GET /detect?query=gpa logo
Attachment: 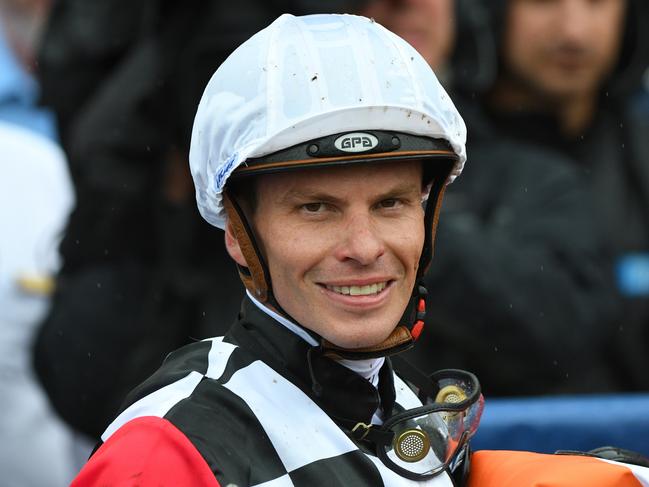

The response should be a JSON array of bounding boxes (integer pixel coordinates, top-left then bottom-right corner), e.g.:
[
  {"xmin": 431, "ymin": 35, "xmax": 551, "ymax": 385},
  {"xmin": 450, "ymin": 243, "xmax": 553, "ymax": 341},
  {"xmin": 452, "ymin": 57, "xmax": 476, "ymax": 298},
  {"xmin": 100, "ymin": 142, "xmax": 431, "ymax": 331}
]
[{"xmin": 334, "ymin": 132, "xmax": 379, "ymax": 153}]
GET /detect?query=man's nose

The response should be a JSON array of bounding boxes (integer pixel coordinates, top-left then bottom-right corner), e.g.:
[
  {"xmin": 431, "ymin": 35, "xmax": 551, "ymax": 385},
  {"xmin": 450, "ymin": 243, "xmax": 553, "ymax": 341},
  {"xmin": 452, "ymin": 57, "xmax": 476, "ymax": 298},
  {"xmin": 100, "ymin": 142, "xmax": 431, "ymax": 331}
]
[
  {"xmin": 556, "ymin": 0, "xmax": 592, "ymax": 43},
  {"xmin": 334, "ymin": 212, "xmax": 385, "ymax": 266}
]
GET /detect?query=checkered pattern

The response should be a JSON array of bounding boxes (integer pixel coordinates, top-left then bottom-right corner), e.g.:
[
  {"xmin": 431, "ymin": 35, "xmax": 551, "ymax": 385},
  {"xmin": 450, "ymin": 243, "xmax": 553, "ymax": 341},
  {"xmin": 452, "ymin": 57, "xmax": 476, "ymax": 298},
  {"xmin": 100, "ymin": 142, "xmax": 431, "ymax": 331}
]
[{"xmin": 103, "ymin": 337, "xmax": 455, "ymax": 486}]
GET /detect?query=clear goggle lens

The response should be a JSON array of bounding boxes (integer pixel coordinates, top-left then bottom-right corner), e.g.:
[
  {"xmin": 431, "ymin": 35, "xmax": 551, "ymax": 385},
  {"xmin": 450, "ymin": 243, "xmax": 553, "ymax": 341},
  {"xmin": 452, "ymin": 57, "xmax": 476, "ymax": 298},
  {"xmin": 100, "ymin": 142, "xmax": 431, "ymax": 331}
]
[{"xmin": 375, "ymin": 369, "xmax": 484, "ymax": 479}]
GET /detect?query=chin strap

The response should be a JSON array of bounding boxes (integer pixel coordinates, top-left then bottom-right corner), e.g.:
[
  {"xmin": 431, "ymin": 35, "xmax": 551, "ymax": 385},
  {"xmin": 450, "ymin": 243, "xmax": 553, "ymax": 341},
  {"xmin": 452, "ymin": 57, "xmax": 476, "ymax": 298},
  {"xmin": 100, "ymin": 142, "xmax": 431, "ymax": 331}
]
[{"xmin": 320, "ymin": 283, "xmax": 428, "ymax": 360}]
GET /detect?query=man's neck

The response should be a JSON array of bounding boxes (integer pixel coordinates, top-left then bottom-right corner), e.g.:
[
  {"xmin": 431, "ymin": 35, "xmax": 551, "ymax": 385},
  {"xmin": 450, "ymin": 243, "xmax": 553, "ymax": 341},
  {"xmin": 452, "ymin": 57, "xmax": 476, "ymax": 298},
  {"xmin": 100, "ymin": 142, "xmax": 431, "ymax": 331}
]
[
  {"xmin": 245, "ymin": 290, "xmax": 385, "ymax": 386},
  {"xmin": 488, "ymin": 77, "xmax": 598, "ymax": 137}
]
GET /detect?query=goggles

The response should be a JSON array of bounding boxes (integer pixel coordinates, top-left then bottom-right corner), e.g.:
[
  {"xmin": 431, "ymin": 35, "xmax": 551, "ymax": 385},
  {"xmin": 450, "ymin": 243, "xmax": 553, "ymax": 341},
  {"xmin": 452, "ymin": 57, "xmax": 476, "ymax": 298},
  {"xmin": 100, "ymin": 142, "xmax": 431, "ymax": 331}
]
[{"xmin": 350, "ymin": 369, "xmax": 484, "ymax": 481}]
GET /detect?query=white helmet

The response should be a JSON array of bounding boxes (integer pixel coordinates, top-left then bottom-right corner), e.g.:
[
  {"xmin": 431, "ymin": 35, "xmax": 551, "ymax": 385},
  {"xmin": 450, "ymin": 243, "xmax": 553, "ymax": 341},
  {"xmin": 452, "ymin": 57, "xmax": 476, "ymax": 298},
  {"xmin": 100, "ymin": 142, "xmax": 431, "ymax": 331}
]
[{"xmin": 190, "ymin": 13, "xmax": 466, "ymax": 229}]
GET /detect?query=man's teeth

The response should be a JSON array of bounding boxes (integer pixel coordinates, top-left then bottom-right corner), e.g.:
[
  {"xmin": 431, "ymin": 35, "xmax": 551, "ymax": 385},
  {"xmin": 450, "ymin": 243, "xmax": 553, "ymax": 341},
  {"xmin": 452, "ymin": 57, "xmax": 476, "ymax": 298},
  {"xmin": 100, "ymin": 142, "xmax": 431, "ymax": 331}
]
[{"xmin": 327, "ymin": 282, "xmax": 387, "ymax": 296}]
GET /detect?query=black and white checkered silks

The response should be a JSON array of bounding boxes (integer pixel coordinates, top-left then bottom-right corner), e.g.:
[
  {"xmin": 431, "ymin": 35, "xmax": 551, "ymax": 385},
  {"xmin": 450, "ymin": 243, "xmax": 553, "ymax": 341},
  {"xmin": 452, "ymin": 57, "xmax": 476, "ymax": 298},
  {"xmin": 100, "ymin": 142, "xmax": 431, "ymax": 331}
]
[{"xmin": 102, "ymin": 335, "xmax": 456, "ymax": 486}]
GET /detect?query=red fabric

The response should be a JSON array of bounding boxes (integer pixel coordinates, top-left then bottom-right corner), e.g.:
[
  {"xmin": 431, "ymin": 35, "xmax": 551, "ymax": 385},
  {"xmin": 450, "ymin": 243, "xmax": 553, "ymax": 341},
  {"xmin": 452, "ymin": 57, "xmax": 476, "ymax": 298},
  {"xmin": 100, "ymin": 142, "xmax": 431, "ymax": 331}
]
[
  {"xmin": 71, "ymin": 416, "xmax": 221, "ymax": 487},
  {"xmin": 469, "ymin": 450, "xmax": 644, "ymax": 487}
]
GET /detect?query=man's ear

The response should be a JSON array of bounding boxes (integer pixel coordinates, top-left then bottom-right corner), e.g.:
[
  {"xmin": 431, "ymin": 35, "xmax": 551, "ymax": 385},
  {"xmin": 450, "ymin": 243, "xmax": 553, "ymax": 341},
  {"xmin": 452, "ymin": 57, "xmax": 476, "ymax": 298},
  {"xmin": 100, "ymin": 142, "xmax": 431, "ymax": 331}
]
[{"xmin": 224, "ymin": 221, "xmax": 248, "ymax": 268}]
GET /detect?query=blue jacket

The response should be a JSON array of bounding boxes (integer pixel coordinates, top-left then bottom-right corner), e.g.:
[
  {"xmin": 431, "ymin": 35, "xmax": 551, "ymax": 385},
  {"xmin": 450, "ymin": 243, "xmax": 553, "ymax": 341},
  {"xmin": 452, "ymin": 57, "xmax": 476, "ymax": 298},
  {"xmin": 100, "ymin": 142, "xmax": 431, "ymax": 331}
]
[{"xmin": 0, "ymin": 23, "xmax": 55, "ymax": 140}]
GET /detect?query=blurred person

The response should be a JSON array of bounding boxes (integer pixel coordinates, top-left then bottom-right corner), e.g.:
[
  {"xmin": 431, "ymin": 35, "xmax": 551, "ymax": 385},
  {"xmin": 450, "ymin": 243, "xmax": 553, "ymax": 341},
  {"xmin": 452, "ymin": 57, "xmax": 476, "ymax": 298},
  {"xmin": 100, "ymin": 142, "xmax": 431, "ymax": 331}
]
[
  {"xmin": 360, "ymin": 0, "xmax": 619, "ymax": 395},
  {"xmin": 0, "ymin": 6, "xmax": 87, "ymax": 485},
  {"xmin": 361, "ymin": 0, "xmax": 456, "ymax": 79},
  {"xmin": 0, "ymin": 0, "xmax": 53, "ymax": 136},
  {"xmin": 457, "ymin": 0, "xmax": 649, "ymax": 391},
  {"xmin": 32, "ymin": 0, "xmax": 367, "ymax": 441},
  {"xmin": 0, "ymin": 0, "xmax": 51, "ymax": 69},
  {"xmin": 34, "ymin": 0, "xmax": 147, "ymax": 149}
]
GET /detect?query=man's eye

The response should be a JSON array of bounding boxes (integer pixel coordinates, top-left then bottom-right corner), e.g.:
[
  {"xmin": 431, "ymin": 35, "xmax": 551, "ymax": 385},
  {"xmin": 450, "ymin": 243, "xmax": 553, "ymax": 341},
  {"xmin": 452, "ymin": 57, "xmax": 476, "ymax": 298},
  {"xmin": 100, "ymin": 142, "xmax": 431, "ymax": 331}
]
[
  {"xmin": 379, "ymin": 198, "xmax": 400, "ymax": 209},
  {"xmin": 302, "ymin": 202, "xmax": 325, "ymax": 213}
]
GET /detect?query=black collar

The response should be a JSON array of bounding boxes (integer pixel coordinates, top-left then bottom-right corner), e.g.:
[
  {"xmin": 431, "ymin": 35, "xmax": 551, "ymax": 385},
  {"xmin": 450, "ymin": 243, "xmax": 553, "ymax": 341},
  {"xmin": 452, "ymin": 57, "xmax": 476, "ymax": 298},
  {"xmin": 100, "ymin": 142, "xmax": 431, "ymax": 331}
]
[{"xmin": 226, "ymin": 297, "xmax": 396, "ymax": 429}]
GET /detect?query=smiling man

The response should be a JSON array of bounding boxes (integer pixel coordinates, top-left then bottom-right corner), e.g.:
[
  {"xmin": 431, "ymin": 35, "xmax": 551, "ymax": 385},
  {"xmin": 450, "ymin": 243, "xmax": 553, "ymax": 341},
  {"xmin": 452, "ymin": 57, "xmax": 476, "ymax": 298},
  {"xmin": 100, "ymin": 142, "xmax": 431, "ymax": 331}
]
[
  {"xmin": 71, "ymin": 13, "xmax": 484, "ymax": 487},
  {"xmin": 230, "ymin": 162, "xmax": 427, "ymax": 350}
]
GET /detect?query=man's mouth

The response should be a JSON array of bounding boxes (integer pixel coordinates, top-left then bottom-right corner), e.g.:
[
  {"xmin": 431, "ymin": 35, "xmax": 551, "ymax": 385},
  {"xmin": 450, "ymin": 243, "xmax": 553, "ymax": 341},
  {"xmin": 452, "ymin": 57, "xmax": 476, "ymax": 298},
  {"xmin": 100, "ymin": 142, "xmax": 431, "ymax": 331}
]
[{"xmin": 325, "ymin": 281, "xmax": 388, "ymax": 296}]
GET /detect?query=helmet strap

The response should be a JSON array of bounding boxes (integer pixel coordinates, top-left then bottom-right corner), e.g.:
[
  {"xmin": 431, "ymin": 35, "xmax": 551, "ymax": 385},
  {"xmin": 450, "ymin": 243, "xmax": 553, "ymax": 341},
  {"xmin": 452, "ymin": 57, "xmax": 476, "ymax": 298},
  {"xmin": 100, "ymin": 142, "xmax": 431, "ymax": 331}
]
[
  {"xmin": 223, "ymin": 192, "xmax": 271, "ymax": 302},
  {"xmin": 320, "ymin": 282, "xmax": 429, "ymax": 360},
  {"xmin": 419, "ymin": 174, "xmax": 448, "ymax": 274}
]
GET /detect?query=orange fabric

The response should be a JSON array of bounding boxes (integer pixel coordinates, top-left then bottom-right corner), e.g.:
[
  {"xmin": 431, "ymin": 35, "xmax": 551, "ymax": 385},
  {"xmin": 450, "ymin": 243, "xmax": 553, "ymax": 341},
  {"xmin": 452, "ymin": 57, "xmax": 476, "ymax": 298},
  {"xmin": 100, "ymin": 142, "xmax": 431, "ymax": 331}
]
[
  {"xmin": 469, "ymin": 450, "xmax": 644, "ymax": 487},
  {"xmin": 71, "ymin": 416, "xmax": 220, "ymax": 487}
]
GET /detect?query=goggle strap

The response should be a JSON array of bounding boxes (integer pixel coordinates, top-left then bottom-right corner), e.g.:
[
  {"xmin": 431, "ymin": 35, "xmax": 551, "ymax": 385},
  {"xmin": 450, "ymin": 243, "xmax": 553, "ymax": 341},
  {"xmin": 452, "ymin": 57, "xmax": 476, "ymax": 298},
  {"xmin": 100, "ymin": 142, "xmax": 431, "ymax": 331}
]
[{"xmin": 390, "ymin": 355, "xmax": 438, "ymax": 400}]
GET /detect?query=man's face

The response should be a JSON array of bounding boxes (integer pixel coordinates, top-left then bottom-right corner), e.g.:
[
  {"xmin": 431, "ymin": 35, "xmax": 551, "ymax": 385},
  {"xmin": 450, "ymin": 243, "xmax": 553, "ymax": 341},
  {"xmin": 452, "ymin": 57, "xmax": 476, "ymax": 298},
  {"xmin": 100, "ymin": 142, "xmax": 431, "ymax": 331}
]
[
  {"xmin": 241, "ymin": 161, "xmax": 425, "ymax": 349},
  {"xmin": 361, "ymin": 0, "xmax": 455, "ymax": 70},
  {"xmin": 503, "ymin": 0, "xmax": 627, "ymax": 101}
]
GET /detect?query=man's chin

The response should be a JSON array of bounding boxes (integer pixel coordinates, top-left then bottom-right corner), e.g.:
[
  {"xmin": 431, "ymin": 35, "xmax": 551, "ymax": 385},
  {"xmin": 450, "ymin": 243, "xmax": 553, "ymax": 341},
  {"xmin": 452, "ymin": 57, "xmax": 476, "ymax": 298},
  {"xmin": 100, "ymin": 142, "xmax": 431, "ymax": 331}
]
[
  {"xmin": 532, "ymin": 72, "xmax": 600, "ymax": 102},
  {"xmin": 322, "ymin": 325, "xmax": 397, "ymax": 351}
]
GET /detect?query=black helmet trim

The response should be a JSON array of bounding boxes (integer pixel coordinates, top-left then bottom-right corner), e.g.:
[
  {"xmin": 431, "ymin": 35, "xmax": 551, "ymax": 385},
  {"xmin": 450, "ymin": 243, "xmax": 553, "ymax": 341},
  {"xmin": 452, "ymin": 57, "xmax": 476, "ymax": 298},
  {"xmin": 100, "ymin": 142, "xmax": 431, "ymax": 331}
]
[{"xmin": 230, "ymin": 130, "xmax": 458, "ymax": 179}]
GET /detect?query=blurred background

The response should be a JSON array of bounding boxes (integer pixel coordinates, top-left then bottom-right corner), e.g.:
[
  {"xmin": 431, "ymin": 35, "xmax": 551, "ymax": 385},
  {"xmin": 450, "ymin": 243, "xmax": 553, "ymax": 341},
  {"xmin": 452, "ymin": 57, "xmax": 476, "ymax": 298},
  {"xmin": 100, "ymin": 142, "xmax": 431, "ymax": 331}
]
[{"xmin": 1, "ymin": 0, "xmax": 648, "ymax": 484}]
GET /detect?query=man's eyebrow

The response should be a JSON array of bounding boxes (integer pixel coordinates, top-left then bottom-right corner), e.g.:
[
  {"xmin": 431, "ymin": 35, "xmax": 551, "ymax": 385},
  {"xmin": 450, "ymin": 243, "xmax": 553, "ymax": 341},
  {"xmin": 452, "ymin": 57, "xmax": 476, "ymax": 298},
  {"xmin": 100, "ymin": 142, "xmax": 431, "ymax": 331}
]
[
  {"xmin": 377, "ymin": 182, "xmax": 424, "ymax": 198},
  {"xmin": 278, "ymin": 189, "xmax": 344, "ymax": 205},
  {"xmin": 279, "ymin": 182, "xmax": 423, "ymax": 204}
]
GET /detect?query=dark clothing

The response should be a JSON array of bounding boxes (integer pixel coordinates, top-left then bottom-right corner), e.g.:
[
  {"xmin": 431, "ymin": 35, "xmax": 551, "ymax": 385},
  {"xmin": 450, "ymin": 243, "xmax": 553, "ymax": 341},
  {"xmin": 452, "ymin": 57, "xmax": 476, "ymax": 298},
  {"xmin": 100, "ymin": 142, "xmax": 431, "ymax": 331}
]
[
  {"xmin": 37, "ymin": 0, "xmax": 148, "ymax": 149},
  {"xmin": 34, "ymin": 26, "xmax": 246, "ymax": 433},
  {"xmin": 406, "ymin": 125, "xmax": 619, "ymax": 395},
  {"xmin": 478, "ymin": 98, "xmax": 649, "ymax": 391},
  {"xmin": 71, "ymin": 298, "xmax": 464, "ymax": 486},
  {"xmin": 448, "ymin": 0, "xmax": 649, "ymax": 392},
  {"xmin": 33, "ymin": 0, "xmax": 374, "ymax": 442}
]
